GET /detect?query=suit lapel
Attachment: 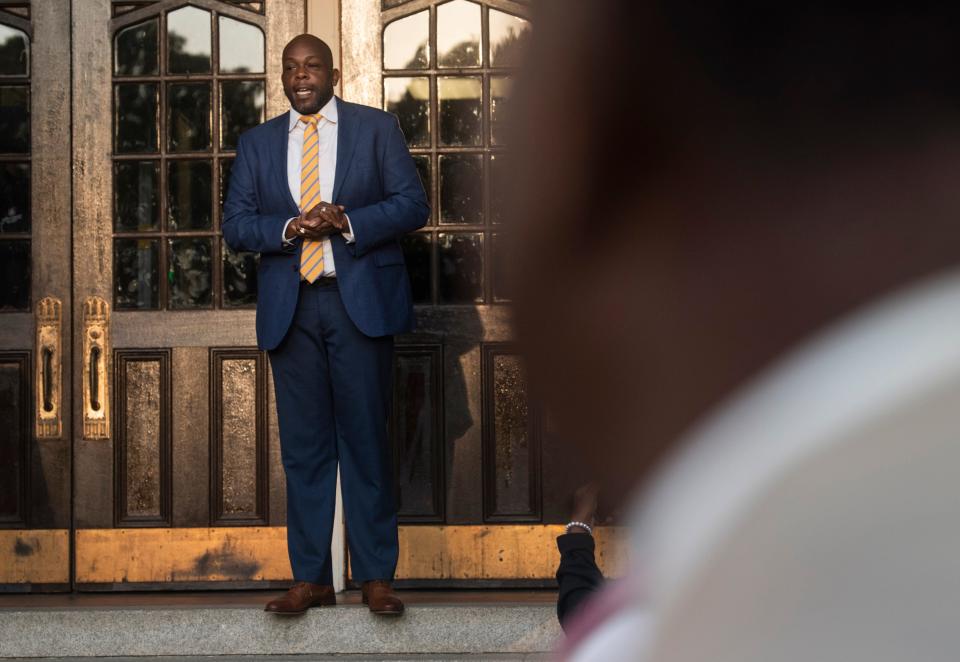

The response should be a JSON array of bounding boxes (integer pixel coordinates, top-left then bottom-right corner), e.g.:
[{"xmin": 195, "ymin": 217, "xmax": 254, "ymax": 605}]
[
  {"xmin": 332, "ymin": 97, "xmax": 358, "ymax": 203},
  {"xmin": 270, "ymin": 111, "xmax": 299, "ymax": 214}
]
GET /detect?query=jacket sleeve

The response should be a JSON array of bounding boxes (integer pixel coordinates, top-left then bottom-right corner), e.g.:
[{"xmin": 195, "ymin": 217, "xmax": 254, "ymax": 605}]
[
  {"xmin": 222, "ymin": 133, "xmax": 296, "ymax": 256},
  {"xmin": 341, "ymin": 116, "xmax": 430, "ymax": 257},
  {"xmin": 556, "ymin": 533, "xmax": 605, "ymax": 630}
]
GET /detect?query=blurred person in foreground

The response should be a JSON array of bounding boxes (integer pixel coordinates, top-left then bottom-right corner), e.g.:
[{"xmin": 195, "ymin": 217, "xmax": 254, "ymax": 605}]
[
  {"xmin": 510, "ymin": 3, "xmax": 960, "ymax": 661},
  {"xmin": 556, "ymin": 484, "xmax": 605, "ymax": 630}
]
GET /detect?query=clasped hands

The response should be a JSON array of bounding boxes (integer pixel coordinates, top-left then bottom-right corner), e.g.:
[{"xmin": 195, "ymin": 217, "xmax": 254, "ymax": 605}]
[{"xmin": 285, "ymin": 202, "xmax": 348, "ymax": 240}]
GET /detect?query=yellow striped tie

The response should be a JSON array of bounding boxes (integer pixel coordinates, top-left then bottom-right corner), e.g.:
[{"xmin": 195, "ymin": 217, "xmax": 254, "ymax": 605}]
[{"xmin": 299, "ymin": 114, "xmax": 324, "ymax": 282}]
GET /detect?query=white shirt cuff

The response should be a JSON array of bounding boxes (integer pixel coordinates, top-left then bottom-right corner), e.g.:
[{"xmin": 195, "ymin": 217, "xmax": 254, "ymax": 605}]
[
  {"xmin": 282, "ymin": 217, "xmax": 296, "ymax": 245},
  {"xmin": 343, "ymin": 214, "xmax": 356, "ymax": 244}
]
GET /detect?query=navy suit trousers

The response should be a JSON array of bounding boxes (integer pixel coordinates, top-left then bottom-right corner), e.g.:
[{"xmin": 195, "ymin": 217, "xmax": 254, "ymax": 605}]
[{"xmin": 269, "ymin": 279, "xmax": 398, "ymax": 585}]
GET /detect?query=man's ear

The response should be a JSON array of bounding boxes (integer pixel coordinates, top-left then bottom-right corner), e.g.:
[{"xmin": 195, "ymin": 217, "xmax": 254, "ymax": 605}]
[{"xmin": 332, "ymin": 69, "xmax": 342, "ymax": 86}]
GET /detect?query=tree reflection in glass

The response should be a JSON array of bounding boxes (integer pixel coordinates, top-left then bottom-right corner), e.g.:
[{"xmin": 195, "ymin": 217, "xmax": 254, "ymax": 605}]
[
  {"xmin": 115, "ymin": 19, "xmax": 158, "ymax": 76},
  {"xmin": 438, "ymin": 232, "xmax": 482, "ymax": 303},
  {"xmin": 114, "ymin": 238, "xmax": 159, "ymax": 309},
  {"xmin": 438, "ymin": 77, "xmax": 481, "ymax": 146},
  {"xmin": 219, "ymin": 16, "xmax": 265, "ymax": 74},
  {"xmin": 221, "ymin": 81, "xmax": 264, "ymax": 149},
  {"xmin": 437, "ymin": 0, "xmax": 481, "ymax": 68},
  {"xmin": 168, "ymin": 83, "xmax": 211, "ymax": 151},
  {"xmin": 383, "ymin": 10, "xmax": 429, "ymax": 70},
  {"xmin": 167, "ymin": 160, "xmax": 212, "ymax": 230},
  {"xmin": 440, "ymin": 154, "xmax": 482, "ymax": 223},
  {"xmin": 223, "ymin": 245, "xmax": 258, "ymax": 306},
  {"xmin": 385, "ymin": 77, "xmax": 429, "ymax": 147},
  {"xmin": 489, "ymin": 9, "xmax": 531, "ymax": 67},
  {"xmin": 167, "ymin": 6, "xmax": 211, "ymax": 74},
  {"xmin": 0, "ymin": 24, "xmax": 29, "ymax": 76},
  {"xmin": 168, "ymin": 237, "xmax": 212, "ymax": 309},
  {"xmin": 115, "ymin": 83, "xmax": 158, "ymax": 153}
]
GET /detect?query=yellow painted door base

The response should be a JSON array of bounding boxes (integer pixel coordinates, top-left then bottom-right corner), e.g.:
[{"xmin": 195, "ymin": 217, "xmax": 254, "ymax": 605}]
[
  {"xmin": 0, "ymin": 530, "xmax": 70, "ymax": 585},
  {"xmin": 2, "ymin": 525, "xmax": 625, "ymax": 587}
]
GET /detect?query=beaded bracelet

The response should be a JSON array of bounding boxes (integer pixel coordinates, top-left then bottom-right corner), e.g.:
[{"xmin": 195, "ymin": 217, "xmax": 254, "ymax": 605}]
[{"xmin": 565, "ymin": 521, "xmax": 593, "ymax": 535}]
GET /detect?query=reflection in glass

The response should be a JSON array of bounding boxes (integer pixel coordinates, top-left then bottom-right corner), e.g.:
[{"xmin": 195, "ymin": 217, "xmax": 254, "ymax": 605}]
[
  {"xmin": 114, "ymin": 19, "xmax": 158, "ymax": 76},
  {"xmin": 219, "ymin": 16, "xmax": 265, "ymax": 73},
  {"xmin": 114, "ymin": 161, "xmax": 159, "ymax": 231},
  {"xmin": 0, "ymin": 86, "xmax": 29, "ymax": 153},
  {"xmin": 412, "ymin": 154, "xmax": 431, "ymax": 203},
  {"xmin": 0, "ymin": 360, "xmax": 24, "ymax": 518},
  {"xmin": 489, "ymin": 9, "xmax": 531, "ymax": 67},
  {"xmin": 401, "ymin": 233, "xmax": 431, "ymax": 304},
  {"xmin": 0, "ymin": 24, "xmax": 29, "ymax": 76},
  {"xmin": 168, "ymin": 237, "xmax": 213, "ymax": 309},
  {"xmin": 223, "ymin": 244, "xmax": 258, "ymax": 306},
  {"xmin": 394, "ymin": 352, "xmax": 438, "ymax": 517},
  {"xmin": 489, "ymin": 153, "xmax": 509, "ymax": 224},
  {"xmin": 437, "ymin": 0, "xmax": 481, "ymax": 68},
  {"xmin": 438, "ymin": 232, "xmax": 482, "ymax": 303},
  {"xmin": 490, "ymin": 76, "xmax": 513, "ymax": 145},
  {"xmin": 383, "ymin": 10, "xmax": 428, "ymax": 70},
  {"xmin": 492, "ymin": 353, "xmax": 532, "ymax": 514},
  {"xmin": 219, "ymin": 158, "xmax": 234, "ymax": 207},
  {"xmin": 221, "ymin": 81, "xmax": 264, "ymax": 149},
  {"xmin": 114, "ymin": 238, "xmax": 159, "ymax": 309},
  {"xmin": 0, "ymin": 163, "xmax": 29, "ymax": 233},
  {"xmin": 0, "ymin": 240, "xmax": 29, "ymax": 310},
  {"xmin": 115, "ymin": 83, "xmax": 158, "ymax": 153},
  {"xmin": 168, "ymin": 83, "xmax": 211, "ymax": 152},
  {"xmin": 438, "ymin": 77, "xmax": 481, "ymax": 146},
  {"xmin": 167, "ymin": 160, "xmax": 212, "ymax": 230},
  {"xmin": 440, "ymin": 154, "xmax": 482, "ymax": 224},
  {"xmin": 492, "ymin": 233, "xmax": 512, "ymax": 301},
  {"xmin": 167, "ymin": 6, "xmax": 211, "ymax": 74},
  {"xmin": 384, "ymin": 77, "xmax": 429, "ymax": 147}
]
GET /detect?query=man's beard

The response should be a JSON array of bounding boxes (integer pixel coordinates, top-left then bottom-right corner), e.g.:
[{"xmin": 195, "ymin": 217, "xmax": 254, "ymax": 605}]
[{"xmin": 292, "ymin": 84, "xmax": 334, "ymax": 115}]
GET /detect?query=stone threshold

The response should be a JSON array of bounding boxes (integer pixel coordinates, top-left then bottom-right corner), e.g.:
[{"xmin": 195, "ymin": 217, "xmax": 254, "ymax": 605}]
[{"xmin": 0, "ymin": 591, "xmax": 561, "ymax": 659}]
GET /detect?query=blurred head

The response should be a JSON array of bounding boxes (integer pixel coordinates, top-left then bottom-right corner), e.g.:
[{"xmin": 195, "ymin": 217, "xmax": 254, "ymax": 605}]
[{"xmin": 510, "ymin": 1, "xmax": 960, "ymax": 502}]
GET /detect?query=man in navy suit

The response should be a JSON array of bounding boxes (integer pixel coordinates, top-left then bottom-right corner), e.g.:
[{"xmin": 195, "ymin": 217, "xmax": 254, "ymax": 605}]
[{"xmin": 223, "ymin": 34, "xmax": 428, "ymax": 616}]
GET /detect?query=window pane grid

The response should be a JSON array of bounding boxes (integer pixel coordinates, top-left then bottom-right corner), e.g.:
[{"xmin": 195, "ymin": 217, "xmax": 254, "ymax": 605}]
[
  {"xmin": 0, "ymin": 14, "xmax": 30, "ymax": 312},
  {"xmin": 112, "ymin": 5, "xmax": 265, "ymax": 310},
  {"xmin": 382, "ymin": 1, "xmax": 529, "ymax": 306}
]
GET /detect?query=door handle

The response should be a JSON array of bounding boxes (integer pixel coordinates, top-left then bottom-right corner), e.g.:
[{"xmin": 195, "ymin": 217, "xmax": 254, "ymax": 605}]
[
  {"xmin": 82, "ymin": 297, "xmax": 110, "ymax": 440},
  {"xmin": 36, "ymin": 297, "xmax": 62, "ymax": 438}
]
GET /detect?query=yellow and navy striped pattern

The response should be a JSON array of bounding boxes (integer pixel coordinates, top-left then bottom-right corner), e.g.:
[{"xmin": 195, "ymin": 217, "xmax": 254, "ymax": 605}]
[{"xmin": 299, "ymin": 114, "xmax": 324, "ymax": 282}]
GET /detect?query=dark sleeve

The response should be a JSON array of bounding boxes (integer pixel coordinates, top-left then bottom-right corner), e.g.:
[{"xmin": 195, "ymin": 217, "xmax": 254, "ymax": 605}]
[
  {"xmin": 556, "ymin": 533, "xmax": 604, "ymax": 630},
  {"xmin": 222, "ymin": 133, "xmax": 296, "ymax": 256},
  {"xmin": 342, "ymin": 116, "xmax": 430, "ymax": 257}
]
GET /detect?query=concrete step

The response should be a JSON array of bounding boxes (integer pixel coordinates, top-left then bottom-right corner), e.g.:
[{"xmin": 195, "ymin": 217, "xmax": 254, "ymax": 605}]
[
  {"xmin": 0, "ymin": 591, "xmax": 560, "ymax": 659},
  {"xmin": 7, "ymin": 656, "xmax": 549, "ymax": 661}
]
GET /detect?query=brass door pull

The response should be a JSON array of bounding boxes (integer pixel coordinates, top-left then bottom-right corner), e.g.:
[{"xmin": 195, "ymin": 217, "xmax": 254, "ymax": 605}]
[
  {"xmin": 36, "ymin": 297, "xmax": 62, "ymax": 439},
  {"xmin": 42, "ymin": 346, "xmax": 54, "ymax": 412},
  {"xmin": 82, "ymin": 297, "xmax": 110, "ymax": 440}
]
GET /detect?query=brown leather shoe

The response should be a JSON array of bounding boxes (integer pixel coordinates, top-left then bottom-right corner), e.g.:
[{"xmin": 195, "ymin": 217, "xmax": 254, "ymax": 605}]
[
  {"xmin": 264, "ymin": 582, "xmax": 335, "ymax": 615},
  {"xmin": 361, "ymin": 580, "xmax": 404, "ymax": 615}
]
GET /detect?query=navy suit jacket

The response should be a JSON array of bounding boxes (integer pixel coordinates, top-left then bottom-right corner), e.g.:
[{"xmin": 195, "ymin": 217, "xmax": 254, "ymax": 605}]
[{"xmin": 222, "ymin": 98, "xmax": 430, "ymax": 350}]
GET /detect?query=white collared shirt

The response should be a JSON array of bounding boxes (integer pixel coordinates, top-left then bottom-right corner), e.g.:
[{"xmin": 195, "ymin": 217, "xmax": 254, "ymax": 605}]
[{"xmin": 282, "ymin": 96, "xmax": 354, "ymax": 277}]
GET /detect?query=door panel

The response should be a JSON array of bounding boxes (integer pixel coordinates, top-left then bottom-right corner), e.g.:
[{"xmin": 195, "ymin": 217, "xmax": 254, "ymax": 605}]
[
  {"xmin": 70, "ymin": 0, "xmax": 302, "ymax": 589},
  {"xmin": 0, "ymin": 0, "xmax": 72, "ymax": 592}
]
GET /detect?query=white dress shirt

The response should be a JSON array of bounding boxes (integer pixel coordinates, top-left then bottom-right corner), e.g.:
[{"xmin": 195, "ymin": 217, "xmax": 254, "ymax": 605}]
[
  {"xmin": 567, "ymin": 268, "xmax": 960, "ymax": 662},
  {"xmin": 282, "ymin": 96, "xmax": 354, "ymax": 277}
]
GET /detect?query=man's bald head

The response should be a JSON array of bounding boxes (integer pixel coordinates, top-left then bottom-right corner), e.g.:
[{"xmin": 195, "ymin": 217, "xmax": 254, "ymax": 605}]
[
  {"xmin": 281, "ymin": 33, "xmax": 340, "ymax": 115},
  {"xmin": 283, "ymin": 34, "xmax": 334, "ymax": 69}
]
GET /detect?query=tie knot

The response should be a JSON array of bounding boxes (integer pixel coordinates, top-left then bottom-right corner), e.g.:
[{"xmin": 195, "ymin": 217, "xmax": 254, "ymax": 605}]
[{"xmin": 300, "ymin": 114, "xmax": 321, "ymax": 126}]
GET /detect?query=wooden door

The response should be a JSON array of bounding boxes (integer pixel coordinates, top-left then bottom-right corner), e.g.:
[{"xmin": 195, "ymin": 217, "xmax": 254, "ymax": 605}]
[
  {"xmin": 68, "ymin": 0, "xmax": 303, "ymax": 590},
  {"xmin": 342, "ymin": 0, "xmax": 621, "ymax": 587},
  {"xmin": 0, "ymin": 0, "xmax": 73, "ymax": 592}
]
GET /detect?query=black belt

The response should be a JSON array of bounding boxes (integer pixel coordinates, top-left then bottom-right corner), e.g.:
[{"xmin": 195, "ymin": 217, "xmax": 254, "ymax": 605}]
[{"xmin": 302, "ymin": 276, "xmax": 337, "ymax": 287}]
